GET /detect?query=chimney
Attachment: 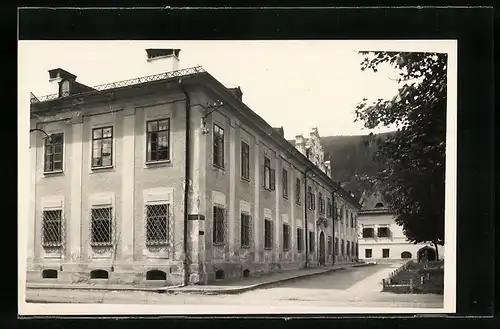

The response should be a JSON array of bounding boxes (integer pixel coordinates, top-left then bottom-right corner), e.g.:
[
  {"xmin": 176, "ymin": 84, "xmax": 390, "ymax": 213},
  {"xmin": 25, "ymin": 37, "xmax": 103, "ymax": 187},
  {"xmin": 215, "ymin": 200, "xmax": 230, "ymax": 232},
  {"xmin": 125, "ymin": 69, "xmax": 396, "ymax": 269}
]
[
  {"xmin": 325, "ymin": 160, "xmax": 332, "ymax": 178},
  {"xmin": 272, "ymin": 126, "xmax": 284, "ymax": 137},
  {"xmin": 295, "ymin": 134, "xmax": 305, "ymax": 154},
  {"xmin": 145, "ymin": 48, "xmax": 181, "ymax": 75},
  {"xmin": 48, "ymin": 68, "xmax": 77, "ymax": 96},
  {"xmin": 228, "ymin": 87, "xmax": 243, "ymax": 101}
]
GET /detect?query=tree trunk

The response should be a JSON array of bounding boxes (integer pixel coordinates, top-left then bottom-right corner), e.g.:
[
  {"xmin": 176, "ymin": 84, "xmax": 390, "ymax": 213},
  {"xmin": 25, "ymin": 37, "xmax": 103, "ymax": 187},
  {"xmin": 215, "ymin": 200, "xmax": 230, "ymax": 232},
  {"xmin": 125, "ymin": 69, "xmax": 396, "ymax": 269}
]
[{"xmin": 433, "ymin": 241, "xmax": 439, "ymax": 260}]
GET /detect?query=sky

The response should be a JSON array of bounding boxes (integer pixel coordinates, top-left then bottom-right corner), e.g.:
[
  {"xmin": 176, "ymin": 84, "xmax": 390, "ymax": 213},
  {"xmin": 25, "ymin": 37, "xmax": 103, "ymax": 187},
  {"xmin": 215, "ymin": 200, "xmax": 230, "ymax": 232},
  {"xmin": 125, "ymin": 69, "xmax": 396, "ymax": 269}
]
[{"xmin": 20, "ymin": 40, "xmax": 416, "ymax": 140}]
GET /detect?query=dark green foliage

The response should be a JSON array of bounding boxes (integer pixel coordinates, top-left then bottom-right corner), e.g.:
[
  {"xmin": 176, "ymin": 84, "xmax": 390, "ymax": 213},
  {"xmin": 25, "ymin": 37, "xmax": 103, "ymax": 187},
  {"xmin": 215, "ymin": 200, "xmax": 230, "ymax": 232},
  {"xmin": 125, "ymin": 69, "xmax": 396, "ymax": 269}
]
[{"xmin": 354, "ymin": 51, "xmax": 447, "ymax": 248}]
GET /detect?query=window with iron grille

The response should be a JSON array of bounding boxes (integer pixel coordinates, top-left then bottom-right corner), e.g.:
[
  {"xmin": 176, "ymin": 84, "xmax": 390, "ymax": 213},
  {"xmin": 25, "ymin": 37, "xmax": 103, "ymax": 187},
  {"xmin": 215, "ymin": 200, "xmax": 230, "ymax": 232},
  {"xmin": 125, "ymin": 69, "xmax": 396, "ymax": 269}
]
[
  {"xmin": 264, "ymin": 219, "xmax": 273, "ymax": 249},
  {"xmin": 241, "ymin": 141, "xmax": 250, "ymax": 180},
  {"xmin": 145, "ymin": 204, "xmax": 169, "ymax": 245},
  {"xmin": 363, "ymin": 227, "xmax": 375, "ymax": 238},
  {"xmin": 42, "ymin": 209, "xmax": 63, "ymax": 247},
  {"xmin": 335, "ymin": 237, "xmax": 339, "ymax": 255},
  {"xmin": 92, "ymin": 126, "xmax": 113, "ymax": 168},
  {"xmin": 319, "ymin": 193, "xmax": 325, "ymax": 214},
  {"xmin": 282, "ymin": 168, "xmax": 288, "ymax": 199},
  {"xmin": 44, "ymin": 133, "xmax": 64, "ymax": 172},
  {"xmin": 263, "ymin": 157, "xmax": 275, "ymax": 190},
  {"xmin": 297, "ymin": 228, "xmax": 304, "ymax": 252},
  {"xmin": 295, "ymin": 178, "xmax": 301, "ymax": 205},
  {"xmin": 90, "ymin": 207, "xmax": 113, "ymax": 246},
  {"xmin": 213, "ymin": 206, "xmax": 225, "ymax": 245},
  {"xmin": 240, "ymin": 213, "xmax": 251, "ymax": 248},
  {"xmin": 282, "ymin": 223, "xmax": 290, "ymax": 250},
  {"xmin": 308, "ymin": 231, "xmax": 315, "ymax": 253},
  {"xmin": 213, "ymin": 124, "xmax": 225, "ymax": 168},
  {"xmin": 377, "ymin": 227, "xmax": 390, "ymax": 238},
  {"xmin": 327, "ymin": 198, "xmax": 332, "ymax": 217},
  {"xmin": 146, "ymin": 119, "xmax": 170, "ymax": 162},
  {"xmin": 307, "ymin": 186, "xmax": 315, "ymax": 210},
  {"xmin": 365, "ymin": 249, "xmax": 372, "ymax": 258}
]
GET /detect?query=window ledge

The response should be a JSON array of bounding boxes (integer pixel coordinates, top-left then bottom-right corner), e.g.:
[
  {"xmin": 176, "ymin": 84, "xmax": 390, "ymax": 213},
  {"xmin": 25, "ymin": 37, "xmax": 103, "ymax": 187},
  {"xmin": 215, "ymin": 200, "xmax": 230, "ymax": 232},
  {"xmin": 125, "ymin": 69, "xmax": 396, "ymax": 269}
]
[
  {"xmin": 91, "ymin": 165, "xmax": 114, "ymax": 171},
  {"xmin": 264, "ymin": 247, "xmax": 273, "ymax": 250},
  {"xmin": 145, "ymin": 160, "xmax": 171, "ymax": 167},
  {"xmin": 240, "ymin": 245, "xmax": 251, "ymax": 249},
  {"xmin": 90, "ymin": 243, "xmax": 113, "ymax": 248},
  {"xmin": 43, "ymin": 170, "xmax": 64, "ymax": 176},
  {"xmin": 213, "ymin": 243, "xmax": 225, "ymax": 247},
  {"xmin": 241, "ymin": 177, "xmax": 250, "ymax": 183},
  {"xmin": 212, "ymin": 165, "xmax": 226, "ymax": 172},
  {"xmin": 146, "ymin": 242, "xmax": 169, "ymax": 247}
]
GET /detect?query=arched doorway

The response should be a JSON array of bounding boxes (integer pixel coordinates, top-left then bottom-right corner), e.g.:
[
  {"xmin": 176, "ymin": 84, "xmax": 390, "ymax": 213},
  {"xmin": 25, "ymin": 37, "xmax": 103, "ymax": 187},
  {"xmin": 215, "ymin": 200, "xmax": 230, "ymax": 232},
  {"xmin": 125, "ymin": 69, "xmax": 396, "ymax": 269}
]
[
  {"xmin": 417, "ymin": 246, "xmax": 436, "ymax": 262},
  {"xmin": 319, "ymin": 231, "xmax": 326, "ymax": 265},
  {"xmin": 401, "ymin": 251, "xmax": 412, "ymax": 259}
]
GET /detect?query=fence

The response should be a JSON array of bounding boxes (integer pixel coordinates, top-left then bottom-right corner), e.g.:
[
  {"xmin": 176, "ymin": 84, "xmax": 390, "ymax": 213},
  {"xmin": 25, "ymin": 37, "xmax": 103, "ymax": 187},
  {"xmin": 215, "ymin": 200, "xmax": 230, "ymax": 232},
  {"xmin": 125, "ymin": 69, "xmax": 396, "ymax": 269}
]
[
  {"xmin": 381, "ymin": 260, "xmax": 415, "ymax": 293},
  {"xmin": 382, "ymin": 259, "xmax": 445, "ymax": 294}
]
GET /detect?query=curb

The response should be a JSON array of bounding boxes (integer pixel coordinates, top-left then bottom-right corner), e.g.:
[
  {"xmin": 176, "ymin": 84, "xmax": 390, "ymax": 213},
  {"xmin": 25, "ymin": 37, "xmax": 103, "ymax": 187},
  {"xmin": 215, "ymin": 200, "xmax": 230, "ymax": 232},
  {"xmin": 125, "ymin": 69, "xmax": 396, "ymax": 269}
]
[{"xmin": 26, "ymin": 263, "xmax": 375, "ymax": 295}]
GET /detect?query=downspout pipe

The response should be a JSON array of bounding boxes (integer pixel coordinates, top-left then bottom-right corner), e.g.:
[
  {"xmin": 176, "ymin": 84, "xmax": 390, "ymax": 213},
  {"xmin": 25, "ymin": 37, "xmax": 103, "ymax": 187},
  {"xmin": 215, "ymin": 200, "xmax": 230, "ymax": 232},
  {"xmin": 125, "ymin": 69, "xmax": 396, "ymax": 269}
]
[
  {"xmin": 180, "ymin": 81, "xmax": 191, "ymax": 287},
  {"xmin": 331, "ymin": 189, "xmax": 338, "ymax": 266},
  {"xmin": 303, "ymin": 167, "xmax": 313, "ymax": 269}
]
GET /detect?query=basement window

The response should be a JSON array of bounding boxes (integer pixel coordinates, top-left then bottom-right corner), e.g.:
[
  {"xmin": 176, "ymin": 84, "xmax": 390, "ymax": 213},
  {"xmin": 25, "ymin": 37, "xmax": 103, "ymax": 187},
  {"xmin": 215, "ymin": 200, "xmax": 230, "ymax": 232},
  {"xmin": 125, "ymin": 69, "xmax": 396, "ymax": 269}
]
[
  {"xmin": 42, "ymin": 269, "xmax": 58, "ymax": 279},
  {"xmin": 90, "ymin": 269, "xmax": 109, "ymax": 279},
  {"xmin": 146, "ymin": 270, "xmax": 167, "ymax": 280},
  {"xmin": 215, "ymin": 269, "xmax": 225, "ymax": 280}
]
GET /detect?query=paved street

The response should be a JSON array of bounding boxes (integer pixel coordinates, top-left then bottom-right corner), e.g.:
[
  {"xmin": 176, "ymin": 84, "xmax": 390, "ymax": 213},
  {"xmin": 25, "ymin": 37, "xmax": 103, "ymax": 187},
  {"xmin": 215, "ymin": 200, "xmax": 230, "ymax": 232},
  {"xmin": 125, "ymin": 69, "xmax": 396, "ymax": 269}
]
[{"xmin": 25, "ymin": 262, "xmax": 443, "ymax": 309}]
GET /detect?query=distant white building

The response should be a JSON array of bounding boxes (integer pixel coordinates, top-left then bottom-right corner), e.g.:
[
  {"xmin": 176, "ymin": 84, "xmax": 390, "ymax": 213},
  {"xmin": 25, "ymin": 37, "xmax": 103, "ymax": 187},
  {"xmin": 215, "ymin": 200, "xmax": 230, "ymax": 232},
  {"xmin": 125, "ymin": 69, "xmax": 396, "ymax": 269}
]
[{"xmin": 357, "ymin": 190, "xmax": 444, "ymax": 262}]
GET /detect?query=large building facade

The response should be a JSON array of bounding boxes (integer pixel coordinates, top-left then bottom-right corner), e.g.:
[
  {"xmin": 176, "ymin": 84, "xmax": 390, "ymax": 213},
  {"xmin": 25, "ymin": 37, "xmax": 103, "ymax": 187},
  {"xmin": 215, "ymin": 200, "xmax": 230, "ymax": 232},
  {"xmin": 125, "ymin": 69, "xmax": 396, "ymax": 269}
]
[
  {"xmin": 357, "ymin": 191, "xmax": 444, "ymax": 262},
  {"xmin": 27, "ymin": 49, "xmax": 360, "ymax": 287}
]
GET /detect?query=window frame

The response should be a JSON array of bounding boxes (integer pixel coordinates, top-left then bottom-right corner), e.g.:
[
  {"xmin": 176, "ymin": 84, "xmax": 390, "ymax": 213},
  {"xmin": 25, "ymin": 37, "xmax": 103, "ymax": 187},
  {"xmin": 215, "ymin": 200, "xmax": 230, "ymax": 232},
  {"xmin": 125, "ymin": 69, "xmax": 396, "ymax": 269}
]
[
  {"xmin": 41, "ymin": 209, "xmax": 64, "ymax": 247},
  {"xmin": 382, "ymin": 248, "xmax": 390, "ymax": 258},
  {"xmin": 362, "ymin": 227, "xmax": 375, "ymax": 238},
  {"xmin": 295, "ymin": 178, "xmax": 301, "ymax": 205},
  {"xmin": 365, "ymin": 248, "xmax": 373, "ymax": 258},
  {"xmin": 240, "ymin": 213, "xmax": 251, "ymax": 248},
  {"xmin": 377, "ymin": 226, "xmax": 391, "ymax": 238},
  {"xmin": 263, "ymin": 156, "xmax": 275, "ymax": 190},
  {"xmin": 43, "ymin": 132, "xmax": 65, "ymax": 173},
  {"xmin": 212, "ymin": 205, "xmax": 226, "ymax": 245},
  {"xmin": 282, "ymin": 223, "xmax": 290, "ymax": 251},
  {"xmin": 282, "ymin": 168, "xmax": 288, "ymax": 199},
  {"xmin": 91, "ymin": 126, "xmax": 114, "ymax": 169},
  {"xmin": 308, "ymin": 231, "xmax": 315, "ymax": 253},
  {"xmin": 213, "ymin": 123, "xmax": 225, "ymax": 169},
  {"xmin": 145, "ymin": 203, "xmax": 170, "ymax": 246},
  {"xmin": 90, "ymin": 206, "xmax": 113, "ymax": 247},
  {"xmin": 240, "ymin": 141, "xmax": 250, "ymax": 181},
  {"xmin": 146, "ymin": 118, "xmax": 171, "ymax": 163},
  {"xmin": 264, "ymin": 219, "xmax": 273, "ymax": 250},
  {"xmin": 297, "ymin": 228, "xmax": 304, "ymax": 252},
  {"xmin": 307, "ymin": 186, "xmax": 315, "ymax": 210}
]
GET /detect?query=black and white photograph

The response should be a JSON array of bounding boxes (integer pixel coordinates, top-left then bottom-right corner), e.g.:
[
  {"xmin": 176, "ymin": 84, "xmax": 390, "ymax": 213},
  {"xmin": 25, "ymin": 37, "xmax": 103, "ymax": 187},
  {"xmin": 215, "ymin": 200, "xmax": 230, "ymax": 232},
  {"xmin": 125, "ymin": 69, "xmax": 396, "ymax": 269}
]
[{"xmin": 18, "ymin": 39, "xmax": 457, "ymax": 315}]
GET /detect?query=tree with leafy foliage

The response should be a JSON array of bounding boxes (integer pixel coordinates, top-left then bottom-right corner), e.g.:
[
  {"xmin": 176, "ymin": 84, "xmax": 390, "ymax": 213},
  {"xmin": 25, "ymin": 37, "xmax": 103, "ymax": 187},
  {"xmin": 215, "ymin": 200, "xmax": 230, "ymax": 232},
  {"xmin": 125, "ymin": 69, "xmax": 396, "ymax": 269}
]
[{"xmin": 355, "ymin": 51, "xmax": 447, "ymax": 259}]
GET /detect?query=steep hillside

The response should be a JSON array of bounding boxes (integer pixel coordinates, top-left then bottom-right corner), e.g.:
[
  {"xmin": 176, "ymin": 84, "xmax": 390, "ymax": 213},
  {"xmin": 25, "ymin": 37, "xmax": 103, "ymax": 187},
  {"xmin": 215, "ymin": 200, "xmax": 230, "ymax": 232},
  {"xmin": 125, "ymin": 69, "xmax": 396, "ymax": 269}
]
[{"xmin": 289, "ymin": 132, "xmax": 394, "ymax": 201}]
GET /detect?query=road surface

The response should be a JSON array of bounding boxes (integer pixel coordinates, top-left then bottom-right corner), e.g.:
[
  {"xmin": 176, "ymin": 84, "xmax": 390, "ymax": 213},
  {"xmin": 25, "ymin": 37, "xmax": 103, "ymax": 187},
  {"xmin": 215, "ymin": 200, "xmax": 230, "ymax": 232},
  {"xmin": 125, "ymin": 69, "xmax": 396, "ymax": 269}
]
[{"xmin": 25, "ymin": 262, "xmax": 443, "ymax": 309}]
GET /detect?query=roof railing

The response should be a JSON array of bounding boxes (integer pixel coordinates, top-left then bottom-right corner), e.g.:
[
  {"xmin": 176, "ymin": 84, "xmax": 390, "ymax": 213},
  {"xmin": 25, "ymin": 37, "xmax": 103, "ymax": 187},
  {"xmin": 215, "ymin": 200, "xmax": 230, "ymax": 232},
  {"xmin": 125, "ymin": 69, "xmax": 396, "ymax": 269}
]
[{"xmin": 30, "ymin": 65, "xmax": 205, "ymax": 104}]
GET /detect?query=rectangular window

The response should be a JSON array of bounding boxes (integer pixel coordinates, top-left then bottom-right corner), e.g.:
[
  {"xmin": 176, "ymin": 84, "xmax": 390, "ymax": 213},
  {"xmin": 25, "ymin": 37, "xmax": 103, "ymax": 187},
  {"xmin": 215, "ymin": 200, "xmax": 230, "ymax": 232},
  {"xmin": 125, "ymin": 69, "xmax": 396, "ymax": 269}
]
[
  {"xmin": 90, "ymin": 207, "xmax": 113, "ymax": 246},
  {"xmin": 351, "ymin": 214, "xmax": 355, "ymax": 227},
  {"xmin": 362, "ymin": 227, "xmax": 375, "ymax": 238},
  {"xmin": 241, "ymin": 141, "xmax": 250, "ymax": 180},
  {"xmin": 351, "ymin": 241, "xmax": 355, "ymax": 256},
  {"xmin": 145, "ymin": 204, "xmax": 169, "ymax": 245},
  {"xmin": 213, "ymin": 124, "xmax": 225, "ymax": 168},
  {"xmin": 365, "ymin": 249, "xmax": 372, "ymax": 258},
  {"xmin": 307, "ymin": 186, "xmax": 315, "ymax": 210},
  {"xmin": 328, "ymin": 236, "xmax": 332, "ymax": 255},
  {"xmin": 319, "ymin": 193, "xmax": 325, "ymax": 214},
  {"xmin": 346, "ymin": 241, "xmax": 350, "ymax": 255},
  {"xmin": 263, "ymin": 157, "xmax": 275, "ymax": 190},
  {"xmin": 341, "ymin": 239, "xmax": 345, "ymax": 255},
  {"xmin": 282, "ymin": 223, "xmax": 290, "ymax": 250},
  {"xmin": 309, "ymin": 231, "xmax": 315, "ymax": 253},
  {"xmin": 378, "ymin": 227, "xmax": 390, "ymax": 238},
  {"xmin": 240, "ymin": 213, "xmax": 251, "ymax": 248},
  {"xmin": 295, "ymin": 178, "xmax": 301, "ymax": 205},
  {"xmin": 334, "ymin": 237, "xmax": 339, "ymax": 255},
  {"xmin": 42, "ymin": 209, "xmax": 63, "ymax": 247},
  {"xmin": 213, "ymin": 206, "xmax": 225, "ymax": 245},
  {"xmin": 282, "ymin": 168, "xmax": 288, "ymax": 199},
  {"xmin": 355, "ymin": 243, "xmax": 359, "ymax": 257},
  {"xmin": 327, "ymin": 198, "xmax": 332, "ymax": 217},
  {"xmin": 92, "ymin": 126, "xmax": 113, "ymax": 168},
  {"xmin": 297, "ymin": 228, "xmax": 304, "ymax": 252},
  {"xmin": 146, "ymin": 119, "xmax": 170, "ymax": 162},
  {"xmin": 382, "ymin": 248, "xmax": 390, "ymax": 258},
  {"xmin": 44, "ymin": 133, "xmax": 64, "ymax": 172},
  {"xmin": 264, "ymin": 219, "xmax": 273, "ymax": 249}
]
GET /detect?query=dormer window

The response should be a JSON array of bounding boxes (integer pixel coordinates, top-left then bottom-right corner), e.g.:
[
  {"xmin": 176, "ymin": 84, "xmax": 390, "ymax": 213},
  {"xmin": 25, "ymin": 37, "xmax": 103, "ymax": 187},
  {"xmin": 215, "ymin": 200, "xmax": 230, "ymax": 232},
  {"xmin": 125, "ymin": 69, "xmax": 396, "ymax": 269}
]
[{"xmin": 60, "ymin": 80, "xmax": 70, "ymax": 97}]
